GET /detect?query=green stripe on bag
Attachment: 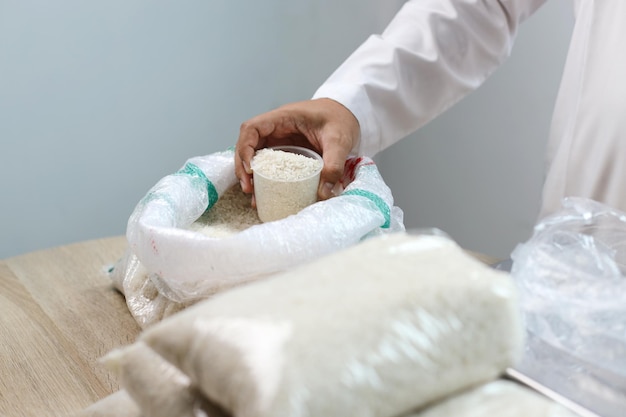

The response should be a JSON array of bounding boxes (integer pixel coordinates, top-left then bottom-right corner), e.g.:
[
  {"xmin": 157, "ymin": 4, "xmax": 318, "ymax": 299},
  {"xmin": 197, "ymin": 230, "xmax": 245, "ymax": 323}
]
[
  {"xmin": 343, "ymin": 189, "xmax": 391, "ymax": 228},
  {"xmin": 175, "ymin": 162, "xmax": 219, "ymax": 211}
]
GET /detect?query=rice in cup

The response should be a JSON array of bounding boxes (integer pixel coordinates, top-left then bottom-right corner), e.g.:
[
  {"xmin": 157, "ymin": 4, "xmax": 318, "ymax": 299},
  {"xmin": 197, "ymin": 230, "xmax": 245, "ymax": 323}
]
[{"xmin": 251, "ymin": 146, "xmax": 323, "ymax": 222}]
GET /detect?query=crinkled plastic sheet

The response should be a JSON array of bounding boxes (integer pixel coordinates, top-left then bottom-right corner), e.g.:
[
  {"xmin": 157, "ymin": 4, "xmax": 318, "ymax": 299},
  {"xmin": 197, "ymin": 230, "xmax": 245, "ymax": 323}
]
[
  {"xmin": 404, "ymin": 380, "xmax": 577, "ymax": 417},
  {"xmin": 511, "ymin": 197, "xmax": 626, "ymax": 382},
  {"xmin": 110, "ymin": 250, "xmax": 191, "ymax": 328},
  {"xmin": 125, "ymin": 232, "xmax": 522, "ymax": 417},
  {"xmin": 114, "ymin": 150, "xmax": 405, "ymax": 327},
  {"xmin": 75, "ymin": 390, "xmax": 141, "ymax": 417},
  {"xmin": 99, "ymin": 341, "xmax": 228, "ymax": 417}
]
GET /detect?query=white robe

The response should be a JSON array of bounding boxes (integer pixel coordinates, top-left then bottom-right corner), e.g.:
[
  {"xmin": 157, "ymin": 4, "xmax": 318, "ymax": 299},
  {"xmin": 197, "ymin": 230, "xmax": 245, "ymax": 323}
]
[{"xmin": 313, "ymin": 0, "xmax": 626, "ymax": 218}]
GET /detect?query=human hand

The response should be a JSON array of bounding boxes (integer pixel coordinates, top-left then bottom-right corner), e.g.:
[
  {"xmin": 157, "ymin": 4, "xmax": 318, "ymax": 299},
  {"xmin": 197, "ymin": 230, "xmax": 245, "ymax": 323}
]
[{"xmin": 235, "ymin": 98, "xmax": 360, "ymax": 205}]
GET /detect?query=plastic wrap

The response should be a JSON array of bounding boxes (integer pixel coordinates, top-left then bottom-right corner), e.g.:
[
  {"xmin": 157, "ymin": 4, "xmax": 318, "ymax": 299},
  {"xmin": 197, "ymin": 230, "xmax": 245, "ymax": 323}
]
[
  {"xmin": 109, "ymin": 249, "xmax": 191, "ymax": 328},
  {"xmin": 511, "ymin": 197, "xmax": 626, "ymax": 378},
  {"xmin": 130, "ymin": 232, "xmax": 522, "ymax": 417},
  {"xmin": 406, "ymin": 380, "xmax": 577, "ymax": 417},
  {"xmin": 114, "ymin": 149, "xmax": 405, "ymax": 327},
  {"xmin": 100, "ymin": 341, "xmax": 227, "ymax": 417},
  {"xmin": 75, "ymin": 390, "xmax": 141, "ymax": 417}
]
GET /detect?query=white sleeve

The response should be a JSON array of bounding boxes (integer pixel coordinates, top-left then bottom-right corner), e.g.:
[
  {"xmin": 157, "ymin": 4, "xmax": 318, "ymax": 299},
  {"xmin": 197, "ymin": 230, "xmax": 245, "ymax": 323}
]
[{"xmin": 312, "ymin": 0, "xmax": 548, "ymax": 156}]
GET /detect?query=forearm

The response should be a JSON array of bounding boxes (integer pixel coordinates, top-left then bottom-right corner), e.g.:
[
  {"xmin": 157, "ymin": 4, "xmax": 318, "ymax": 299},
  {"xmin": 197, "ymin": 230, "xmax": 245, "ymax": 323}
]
[{"xmin": 313, "ymin": 0, "xmax": 547, "ymax": 156}]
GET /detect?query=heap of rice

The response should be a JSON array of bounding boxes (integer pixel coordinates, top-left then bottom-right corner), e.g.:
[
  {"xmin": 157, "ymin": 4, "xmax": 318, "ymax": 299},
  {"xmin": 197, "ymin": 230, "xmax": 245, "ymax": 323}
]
[
  {"xmin": 188, "ymin": 185, "xmax": 261, "ymax": 237},
  {"xmin": 251, "ymin": 148, "xmax": 322, "ymax": 181},
  {"xmin": 251, "ymin": 148, "xmax": 323, "ymax": 222}
]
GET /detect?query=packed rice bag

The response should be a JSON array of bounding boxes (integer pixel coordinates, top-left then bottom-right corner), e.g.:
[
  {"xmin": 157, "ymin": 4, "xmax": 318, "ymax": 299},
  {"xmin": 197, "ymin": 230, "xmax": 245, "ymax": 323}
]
[{"xmin": 139, "ymin": 232, "xmax": 523, "ymax": 417}]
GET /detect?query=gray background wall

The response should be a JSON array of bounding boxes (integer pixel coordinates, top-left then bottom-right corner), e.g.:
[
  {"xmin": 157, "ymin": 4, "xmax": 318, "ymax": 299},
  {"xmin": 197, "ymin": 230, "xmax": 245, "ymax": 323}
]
[
  {"xmin": 0, "ymin": 0, "xmax": 573, "ymax": 259},
  {"xmin": 0, "ymin": 0, "xmax": 399, "ymax": 258}
]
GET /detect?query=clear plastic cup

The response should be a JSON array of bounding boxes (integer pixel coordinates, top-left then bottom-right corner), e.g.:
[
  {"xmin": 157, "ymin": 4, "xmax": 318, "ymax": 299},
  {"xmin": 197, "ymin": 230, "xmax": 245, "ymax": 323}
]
[{"xmin": 251, "ymin": 146, "xmax": 323, "ymax": 223}]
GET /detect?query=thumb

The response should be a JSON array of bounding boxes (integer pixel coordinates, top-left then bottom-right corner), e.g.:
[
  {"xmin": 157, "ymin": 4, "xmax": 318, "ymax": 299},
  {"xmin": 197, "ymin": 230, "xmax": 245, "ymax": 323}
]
[{"xmin": 318, "ymin": 147, "xmax": 348, "ymax": 200}]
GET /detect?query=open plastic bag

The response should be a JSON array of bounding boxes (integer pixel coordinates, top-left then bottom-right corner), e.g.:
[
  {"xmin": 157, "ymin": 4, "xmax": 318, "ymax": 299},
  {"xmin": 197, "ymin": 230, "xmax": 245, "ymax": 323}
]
[
  {"xmin": 511, "ymin": 197, "xmax": 626, "ymax": 379},
  {"xmin": 111, "ymin": 149, "xmax": 404, "ymax": 327}
]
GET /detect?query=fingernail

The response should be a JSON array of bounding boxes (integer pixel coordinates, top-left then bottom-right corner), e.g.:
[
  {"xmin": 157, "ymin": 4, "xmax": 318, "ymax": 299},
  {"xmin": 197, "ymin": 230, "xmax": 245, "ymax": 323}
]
[
  {"xmin": 320, "ymin": 182, "xmax": 334, "ymax": 200},
  {"xmin": 240, "ymin": 179, "xmax": 245, "ymax": 191},
  {"xmin": 331, "ymin": 182, "xmax": 344, "ymax": 196},
  {"xmin": 243, "ymin": 161, "xmax": 252, "ymax": 174}
]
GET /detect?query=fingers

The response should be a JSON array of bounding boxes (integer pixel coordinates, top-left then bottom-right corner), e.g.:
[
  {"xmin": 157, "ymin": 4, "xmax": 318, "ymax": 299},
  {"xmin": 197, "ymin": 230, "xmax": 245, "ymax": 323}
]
[
  {"xmin": 235, "ymin": 118, "xmax": 272, "ymax": 194},
  {"xmin": 235, "ymin": 104, "xmax": 308, "ymax": 195},
  {"xmin": 314, "ymin": 99, "xmax": 361, "ymax": 200},
  {"xmin": 234, "ymin": 142, "xmax": 254, "ymax": 194},
  {"xmin": 317, "ymin": 131, "xmax": 352, "ymax": 200},
  {"xmin": 234, "ymin": 99, "xmax": 360, "ymax": 203}
]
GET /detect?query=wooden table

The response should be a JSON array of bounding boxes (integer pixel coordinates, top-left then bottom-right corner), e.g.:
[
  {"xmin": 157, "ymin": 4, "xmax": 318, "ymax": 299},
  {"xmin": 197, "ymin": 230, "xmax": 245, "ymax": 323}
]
[{"xmin": 0, "ymin": 236, "xmax": 140, "ymax": 417}]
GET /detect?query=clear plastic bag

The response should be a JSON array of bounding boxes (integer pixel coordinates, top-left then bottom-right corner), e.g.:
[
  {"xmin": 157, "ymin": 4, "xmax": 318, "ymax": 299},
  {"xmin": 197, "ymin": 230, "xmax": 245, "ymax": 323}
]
[
  {"xmin": 75, "ymin": 390, "xmax": 141, "ymax": 417},
  {"xmin": 113, "ymin": 149, "xmax": 405, "ymax": 327},
  {"xmin": 405, "ymin": 380, "xmax": 577, "ymax": 417},
  {"xmin": 100, "ymin": 341, "xmax": 228, "ymax": 417},
  {"xmin": 511, "ymin": 197, "xmax": 626, "ymax": 378}
]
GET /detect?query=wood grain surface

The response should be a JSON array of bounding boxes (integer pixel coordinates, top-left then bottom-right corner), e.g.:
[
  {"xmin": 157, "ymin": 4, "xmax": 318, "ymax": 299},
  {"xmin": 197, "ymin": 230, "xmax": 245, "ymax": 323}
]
[{"xmin": 0, "ymin": 236, "xmax": 140, "ymax": 417}]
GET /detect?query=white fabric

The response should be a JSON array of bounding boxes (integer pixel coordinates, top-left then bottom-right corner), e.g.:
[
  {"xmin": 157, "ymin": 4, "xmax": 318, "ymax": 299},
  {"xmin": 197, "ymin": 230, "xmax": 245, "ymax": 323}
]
[
  {"xmin": 541, "ymin": 0, "xmax": 626, "ymax": 217},
  {"xmin": 313, "ymin": 0, "xmax": 626, "ymax": 219}
]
